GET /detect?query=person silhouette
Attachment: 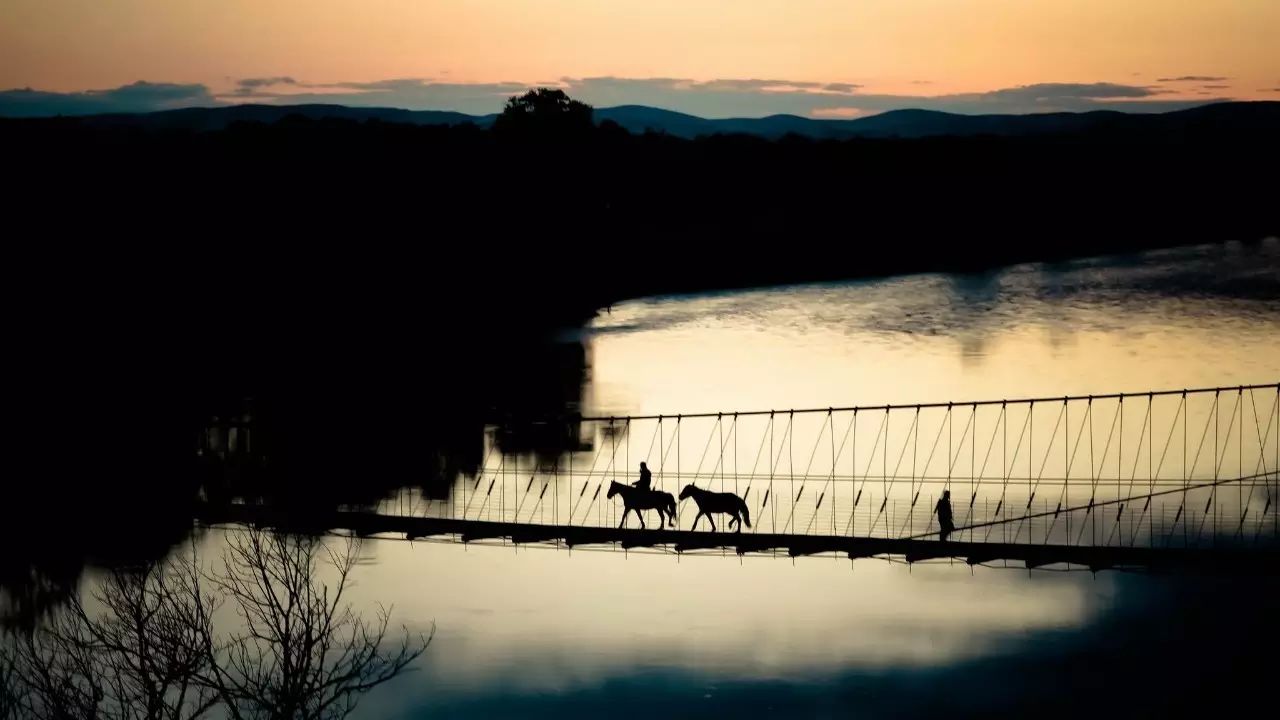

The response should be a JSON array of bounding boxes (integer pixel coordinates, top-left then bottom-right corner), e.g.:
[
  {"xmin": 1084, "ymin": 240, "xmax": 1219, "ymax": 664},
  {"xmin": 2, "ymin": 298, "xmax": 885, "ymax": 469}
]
[
  {"xmin": 631, "ymin": 461, "xmax": 653, "ymax": 492},
  {"xmin": 935, "ymin": 490, "xmax": 955, "ymax": 542}
]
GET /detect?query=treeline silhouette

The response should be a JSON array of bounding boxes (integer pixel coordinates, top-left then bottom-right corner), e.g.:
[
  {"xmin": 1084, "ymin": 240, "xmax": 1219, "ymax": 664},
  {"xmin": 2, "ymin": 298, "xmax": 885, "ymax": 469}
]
[
  {"xmin": 2, "ymin": 91, "xmax": 1276, "ymax": 624},
  {"xmin": 6, "ymin": 94, "xmax": 1276, "ymax": 293}
]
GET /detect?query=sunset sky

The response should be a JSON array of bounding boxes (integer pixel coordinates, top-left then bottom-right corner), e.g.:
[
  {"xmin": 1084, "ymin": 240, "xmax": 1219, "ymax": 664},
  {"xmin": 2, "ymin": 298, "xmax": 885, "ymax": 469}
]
[{"xmin": 2, "ymin": 0, "xmax": 1277, "ymax": 118}]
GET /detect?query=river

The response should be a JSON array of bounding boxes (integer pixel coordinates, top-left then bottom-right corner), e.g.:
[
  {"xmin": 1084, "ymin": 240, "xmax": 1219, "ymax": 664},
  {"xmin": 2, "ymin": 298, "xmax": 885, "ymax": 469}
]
[{"xmin": 212, "ymin": 240, "xmax": 1280, "ymax": 718}]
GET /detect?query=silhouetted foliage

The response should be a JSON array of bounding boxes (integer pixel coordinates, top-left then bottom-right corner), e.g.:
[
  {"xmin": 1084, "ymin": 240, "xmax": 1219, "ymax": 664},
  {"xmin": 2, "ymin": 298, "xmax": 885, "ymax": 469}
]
[{"xmin": 493, "ymin": 88, "xmax": 593, "ymax": 135}]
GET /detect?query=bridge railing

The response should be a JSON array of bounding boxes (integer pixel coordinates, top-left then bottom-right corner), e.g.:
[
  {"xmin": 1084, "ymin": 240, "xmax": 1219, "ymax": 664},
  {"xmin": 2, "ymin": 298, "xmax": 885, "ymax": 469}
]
[{"xmin": 373, "ymin": 383, "xmax": 1280, "ymax": 550}]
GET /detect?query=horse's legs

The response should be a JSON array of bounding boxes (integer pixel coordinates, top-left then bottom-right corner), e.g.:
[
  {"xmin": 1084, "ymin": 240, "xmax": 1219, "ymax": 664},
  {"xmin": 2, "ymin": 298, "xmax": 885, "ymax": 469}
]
[
  {"xmin": 618, "ymin": 508, "xmax": 629, "ymax": 529},
  {"xmin": 708, "ymin": 514, "xmax": 717, "ymax": 532},
  {"xmin": 638, "ymin": 511, "xmax": 646, "ymax": 530},
  {"xmin": 730, "ymin": 513, "xmax": 741, "ymax": 533},
  {"xmin": 691, "ymin": 511, "xmax": 703, "ymax": 531}
]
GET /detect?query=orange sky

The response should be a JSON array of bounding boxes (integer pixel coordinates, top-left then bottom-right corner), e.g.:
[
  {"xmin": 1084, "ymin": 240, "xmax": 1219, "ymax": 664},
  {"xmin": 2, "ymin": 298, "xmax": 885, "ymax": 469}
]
[{"xmin": 2, "ymin": 1, "xmax": 1277, "ymax": 114}]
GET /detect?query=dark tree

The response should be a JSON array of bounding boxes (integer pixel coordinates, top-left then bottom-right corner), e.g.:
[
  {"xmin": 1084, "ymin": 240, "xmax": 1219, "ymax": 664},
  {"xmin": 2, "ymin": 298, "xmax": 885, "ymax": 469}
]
[{"xmin": 492, "ymin": 88, "xmax": 593, "ymax": 134}]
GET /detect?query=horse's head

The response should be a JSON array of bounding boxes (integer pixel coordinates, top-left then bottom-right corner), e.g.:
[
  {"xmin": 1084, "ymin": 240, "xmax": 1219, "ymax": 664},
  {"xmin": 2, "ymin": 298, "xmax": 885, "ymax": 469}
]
[
  {"xmin": 606, "ymin": 481, "xmax": 621, "ymax": 499},
  {"xmin": 678, "ymin": 484, "xmax": 697, "ymax": 500}
]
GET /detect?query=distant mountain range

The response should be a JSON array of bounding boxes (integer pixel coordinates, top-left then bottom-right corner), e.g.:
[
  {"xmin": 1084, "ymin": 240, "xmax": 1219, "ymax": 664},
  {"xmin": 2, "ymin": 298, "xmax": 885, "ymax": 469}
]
[{"xmin": 8, "ymin": 100, "xmax": 1278, "ymax": 140}]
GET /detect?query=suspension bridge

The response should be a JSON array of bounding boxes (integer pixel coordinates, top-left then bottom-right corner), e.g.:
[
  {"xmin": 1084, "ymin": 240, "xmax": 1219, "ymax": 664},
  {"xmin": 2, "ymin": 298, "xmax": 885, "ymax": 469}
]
[{"xmin": 199, "ymin": 382, "xmax": 1280, "ymax": 571}]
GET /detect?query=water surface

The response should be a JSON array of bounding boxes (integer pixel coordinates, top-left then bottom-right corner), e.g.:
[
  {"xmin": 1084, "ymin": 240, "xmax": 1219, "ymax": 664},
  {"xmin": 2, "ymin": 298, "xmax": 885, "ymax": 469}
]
[{"xmin": 332, "ymin": 241, "xmax": 1279, "ymax": 717}]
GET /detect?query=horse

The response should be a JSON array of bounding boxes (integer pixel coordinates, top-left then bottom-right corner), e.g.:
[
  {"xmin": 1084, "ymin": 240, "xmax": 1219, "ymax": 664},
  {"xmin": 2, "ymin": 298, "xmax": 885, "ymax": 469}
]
[
  {"xmin": 607, "ymin": 481, "xmax": 677, "ymax": 529},
  {"xmin": 678, "ymin": 484, "xmax": 751, "ymax": 532}
]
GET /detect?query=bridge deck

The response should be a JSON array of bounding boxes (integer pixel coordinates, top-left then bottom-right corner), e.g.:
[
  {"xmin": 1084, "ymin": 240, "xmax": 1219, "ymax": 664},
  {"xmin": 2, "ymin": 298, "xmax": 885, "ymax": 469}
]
[{"xmin": 196, "ymin": 504, "xmax": 1279, "ymax": 573}]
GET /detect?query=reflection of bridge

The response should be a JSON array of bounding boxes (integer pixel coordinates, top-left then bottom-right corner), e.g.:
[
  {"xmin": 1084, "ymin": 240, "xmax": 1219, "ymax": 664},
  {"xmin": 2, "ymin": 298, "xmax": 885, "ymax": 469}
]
[{"xmin": 199, "ymin": 383, "xmax": 1280, "ymax": 571}]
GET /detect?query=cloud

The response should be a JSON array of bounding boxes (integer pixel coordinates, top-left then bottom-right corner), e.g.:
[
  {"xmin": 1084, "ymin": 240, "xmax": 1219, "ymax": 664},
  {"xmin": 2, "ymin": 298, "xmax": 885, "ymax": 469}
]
[
  {"xmin": 811, "ymin": 107, "xmax": 868, "ymax": 119},
  {"xmin": 225, "ymin": 76, "xmax": 863, "ymax": 117},
  {"xmin": 238, "ymin": 76, "xmax": 297, "ymax": 89},
  {"xmin": 235, "ymin": 76, "xmax": 295, "ymax": 89},
  {"xmin": 690, "ymin": 78, "xmax": 837, "ymax": 92},
  {"xmin": 232, "ymin": 77, "xmax": 298, "ymax": 96},
  {"xmin": 313, "ymin": 78, "xmax": 438, "ymax": 92},
  {"xmin": 1037, "ymin": 82, "xmax": 1155, "ymax": 98},
  {"xmin": 1156, "ymin": 75, "xmax": 1229, "ymax": 82},
  {"xmin": 2, "ymin": 76, "xmax": 1233, "ymax": 120},
  {"xmin": 0, "ymin": 81, "xmax": 218, "ymax": 117},
  {"xmin": 225, "ymin": 77, "xmax": 528, "ymax": 114},
  {"xmin": 554, "ymin": 78, "xmax": 1209, "ymax": 117}
]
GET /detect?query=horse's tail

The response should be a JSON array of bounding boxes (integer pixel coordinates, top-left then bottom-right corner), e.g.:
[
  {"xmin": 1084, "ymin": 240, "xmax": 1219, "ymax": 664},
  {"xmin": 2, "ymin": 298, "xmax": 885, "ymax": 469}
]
[{"xmin": 739, "ymin": 497, "xmax": 751, "ymax": 527}]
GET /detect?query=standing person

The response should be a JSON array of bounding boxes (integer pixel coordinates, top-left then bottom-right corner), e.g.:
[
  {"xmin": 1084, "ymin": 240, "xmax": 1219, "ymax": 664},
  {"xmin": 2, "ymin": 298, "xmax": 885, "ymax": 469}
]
[{"xmin": 935, "ymin": 490, "xmax": 955, "ymax": 542}]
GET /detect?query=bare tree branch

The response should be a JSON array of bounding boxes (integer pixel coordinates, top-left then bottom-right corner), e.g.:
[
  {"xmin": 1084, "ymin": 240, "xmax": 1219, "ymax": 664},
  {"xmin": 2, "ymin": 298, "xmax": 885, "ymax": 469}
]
[
  {"xmin": 3, "ymin": 528, "xmax": 430, "ymax": 720},
  {"xmin": 205, "ymin": 529, "xmax": 431, "ymax": 720}
]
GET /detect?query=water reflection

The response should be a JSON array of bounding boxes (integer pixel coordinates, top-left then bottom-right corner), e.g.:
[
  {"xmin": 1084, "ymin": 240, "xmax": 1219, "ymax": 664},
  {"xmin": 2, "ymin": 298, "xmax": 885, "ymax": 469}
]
[
  {"xmin": 586, "ymin": 241, "xmax": 1280, "ymax": 417},
  {"xmin": 317, "ymin": 536, "xmax": 1275, "ymax": 719},
  {"xmin": 362, "ymin": 540, "xmax": 1097, "ymax": 672}
]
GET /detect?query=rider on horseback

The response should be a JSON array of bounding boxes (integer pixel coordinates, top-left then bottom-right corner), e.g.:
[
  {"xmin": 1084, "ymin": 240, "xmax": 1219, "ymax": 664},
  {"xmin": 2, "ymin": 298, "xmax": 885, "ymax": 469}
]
[
  {"xmin": 631, "ymin": 461, "xmax": 653, "ymax": 492},
  {"xmin": 608, "ymin": 466, "xmax": 677, "ymax": 529}
]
